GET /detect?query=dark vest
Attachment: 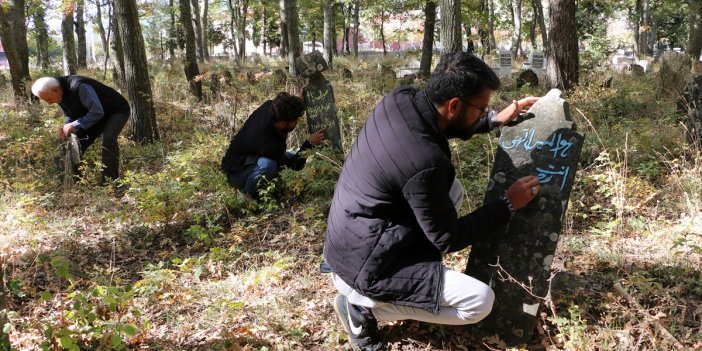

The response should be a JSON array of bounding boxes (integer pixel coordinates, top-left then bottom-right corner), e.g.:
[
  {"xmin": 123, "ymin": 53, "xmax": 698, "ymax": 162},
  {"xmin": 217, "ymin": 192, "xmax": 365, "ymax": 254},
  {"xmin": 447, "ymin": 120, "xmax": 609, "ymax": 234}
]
[{"xmin": 57, "ymin": 75, "xmax": 129, "ymax": 122}]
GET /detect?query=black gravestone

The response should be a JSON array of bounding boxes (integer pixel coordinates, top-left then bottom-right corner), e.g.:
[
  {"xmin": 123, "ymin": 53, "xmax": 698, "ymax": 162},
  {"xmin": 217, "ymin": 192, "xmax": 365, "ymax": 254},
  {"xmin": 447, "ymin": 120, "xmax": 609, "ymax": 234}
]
[
  {"xmin": 465, "ymin": 89, "xmax": 584, "ymax": 346},
  {"xmin": 295, "ymin": 51, "xmax": 343, "ymax": 151}
]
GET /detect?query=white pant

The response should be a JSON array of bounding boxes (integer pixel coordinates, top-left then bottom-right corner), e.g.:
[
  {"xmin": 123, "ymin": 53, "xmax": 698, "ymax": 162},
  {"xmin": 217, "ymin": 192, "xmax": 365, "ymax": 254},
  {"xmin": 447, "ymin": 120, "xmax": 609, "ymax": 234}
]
[{"xmin": 331, "ymin": 178, "xmax": 495, "ymax": 325}]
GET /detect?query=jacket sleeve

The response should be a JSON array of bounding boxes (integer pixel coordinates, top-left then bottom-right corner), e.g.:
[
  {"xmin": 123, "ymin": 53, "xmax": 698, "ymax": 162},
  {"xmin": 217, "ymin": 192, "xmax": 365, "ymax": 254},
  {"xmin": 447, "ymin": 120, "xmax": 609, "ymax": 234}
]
[
  {"xmin": 402, "ymin": 166, "xmax": 511, "ymax": 254},
  {"xmin": 73, "ymin": 84, "xmax": 106, "ymax": 130}
]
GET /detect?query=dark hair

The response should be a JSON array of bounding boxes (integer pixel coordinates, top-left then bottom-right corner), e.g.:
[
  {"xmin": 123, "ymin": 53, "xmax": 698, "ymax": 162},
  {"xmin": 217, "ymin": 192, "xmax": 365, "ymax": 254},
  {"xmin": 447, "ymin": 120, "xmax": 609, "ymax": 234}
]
[
  {"xmin": 270, "ymin": 92, "xmax": 304, "ymax": 122},
  {"xmin": 426, "ymin": 52, "xmax": 501, "ymax": 104}
]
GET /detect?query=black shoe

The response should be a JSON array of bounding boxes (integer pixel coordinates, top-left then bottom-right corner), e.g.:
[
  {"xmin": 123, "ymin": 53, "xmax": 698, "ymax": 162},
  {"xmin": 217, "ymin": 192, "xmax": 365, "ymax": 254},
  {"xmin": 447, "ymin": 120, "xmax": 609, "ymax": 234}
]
[{"xmin": 333, "ymin": 294, "xmax": 386, "ymax": 351}]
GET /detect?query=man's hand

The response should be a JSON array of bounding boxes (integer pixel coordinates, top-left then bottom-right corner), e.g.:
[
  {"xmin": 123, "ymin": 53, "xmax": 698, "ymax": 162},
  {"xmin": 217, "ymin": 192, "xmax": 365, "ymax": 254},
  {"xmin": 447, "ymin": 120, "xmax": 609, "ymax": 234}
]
[
  {"xmin": 60, "ymin": 123, "xmax": 76, "ymax": 141},
  {"xmin": 495, "ymin": 96, "xmax": 541, "ymax": 125},
  {"xmin": 505, "ymin": 175, "xmax": 541, "ymax": 210},
  {"xmin": 310, "ymin": 129, "xmax": 325, "ymax": 146}
]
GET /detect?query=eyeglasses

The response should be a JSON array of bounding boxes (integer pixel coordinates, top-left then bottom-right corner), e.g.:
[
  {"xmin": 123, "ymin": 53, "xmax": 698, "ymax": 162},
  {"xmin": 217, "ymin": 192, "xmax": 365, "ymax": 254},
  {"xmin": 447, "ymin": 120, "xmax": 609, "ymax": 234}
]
[{"xmin": 459, "ymin": 98, "xmax": 489, "ymax": 119}]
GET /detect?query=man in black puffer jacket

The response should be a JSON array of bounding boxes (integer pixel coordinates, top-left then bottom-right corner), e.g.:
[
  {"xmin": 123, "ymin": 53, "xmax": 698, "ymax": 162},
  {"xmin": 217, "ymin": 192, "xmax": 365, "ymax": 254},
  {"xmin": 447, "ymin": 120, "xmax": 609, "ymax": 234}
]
[
  {"xmin": 32, "ymin": 75, "xmax": 130, "ymax": 184},
  {"xmin": 323, "ymin": 53, "xmax": 542, "ymax": 350}
]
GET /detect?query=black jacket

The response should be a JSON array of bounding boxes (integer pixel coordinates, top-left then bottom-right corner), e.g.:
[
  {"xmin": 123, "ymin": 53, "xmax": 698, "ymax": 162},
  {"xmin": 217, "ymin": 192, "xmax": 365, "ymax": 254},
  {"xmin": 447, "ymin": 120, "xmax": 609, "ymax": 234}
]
[
  {"xmin": 323, "ymin": 87, "xmax": 511, "ymax": 314},
  {"xmin": 57, "ymin": 75, "xmax": 130, "ymax": 127},
  {"xmin": 221, "ymin": 100, "xmax": 312, "ymax": 173}
]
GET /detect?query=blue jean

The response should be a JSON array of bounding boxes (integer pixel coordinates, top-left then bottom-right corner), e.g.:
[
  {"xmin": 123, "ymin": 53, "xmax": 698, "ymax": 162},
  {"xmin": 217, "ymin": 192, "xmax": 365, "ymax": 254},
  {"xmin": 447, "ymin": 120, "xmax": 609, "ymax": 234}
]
[{"xmin": 226, "ymin": 157, "xmax": 279, "ymax": 196}]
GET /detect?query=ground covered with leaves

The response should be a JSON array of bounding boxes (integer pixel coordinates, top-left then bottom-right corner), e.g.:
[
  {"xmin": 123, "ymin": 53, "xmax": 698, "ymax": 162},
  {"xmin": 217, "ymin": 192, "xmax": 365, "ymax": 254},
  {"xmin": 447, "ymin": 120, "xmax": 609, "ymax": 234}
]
[{"xmin": 0, "ymin": 56, "xmax": 701, "ymax": 350}]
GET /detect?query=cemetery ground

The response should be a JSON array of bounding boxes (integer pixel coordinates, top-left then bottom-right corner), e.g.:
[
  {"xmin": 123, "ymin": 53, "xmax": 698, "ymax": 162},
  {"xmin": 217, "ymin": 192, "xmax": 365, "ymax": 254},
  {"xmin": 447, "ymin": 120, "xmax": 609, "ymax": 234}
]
[{"xmin": 1, "ymin": 56, "xmax": 701, "ymax": 351}]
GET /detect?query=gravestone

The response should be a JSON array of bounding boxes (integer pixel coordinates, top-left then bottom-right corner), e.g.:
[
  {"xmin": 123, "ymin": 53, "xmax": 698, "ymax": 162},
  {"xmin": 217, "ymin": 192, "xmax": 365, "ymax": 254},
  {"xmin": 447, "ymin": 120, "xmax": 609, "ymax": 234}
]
[
  {"xmin": 295, "ymin": 51, "xmax": 343, "ymax": 152},
  {"xmin": 682, "ymin": 74, "xmax": 702, "ymax": 148},
  {"xmin": 271, "ymin": 68, "xmax": 287, "ymax": 85},
  {"xmin": 628, "ymin": 64, "xmax": 645, "ymax": 76},
  {"xmin": 341, "ymin": 68, "xmax": 353, "ymax": 82},
  {"xmin": 657, "ymin": 51, "xmax": 689, "ymax": 98},
  {"xmin": 465, "ymin": 89, "xmax": 584, "ymax": 346},
  {"xmin": 531, "ymin": 52, "xmax": 544, "ymax": 77},
  {"xmin": 499, "ymin": 50, "xmax": 512, "ymax": 79},
  {"xmin": 55, "ymin": 134, "xmax": 82, "ymax": 186},
  {"xmin": 210, "ymin": 73, "xmax": 221, "ymax": 101},
  {"xmin": 517, "ymin": 70, "xmax": 538, "ymax": 88}
]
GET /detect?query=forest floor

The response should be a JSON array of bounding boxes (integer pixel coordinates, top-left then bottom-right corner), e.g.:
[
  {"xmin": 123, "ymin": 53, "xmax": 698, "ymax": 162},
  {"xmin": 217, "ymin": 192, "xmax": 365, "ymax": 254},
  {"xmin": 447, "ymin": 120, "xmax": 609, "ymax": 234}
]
[{"xmin": 1, "ymin": 56, "xmax": 701, "ymax": 350}]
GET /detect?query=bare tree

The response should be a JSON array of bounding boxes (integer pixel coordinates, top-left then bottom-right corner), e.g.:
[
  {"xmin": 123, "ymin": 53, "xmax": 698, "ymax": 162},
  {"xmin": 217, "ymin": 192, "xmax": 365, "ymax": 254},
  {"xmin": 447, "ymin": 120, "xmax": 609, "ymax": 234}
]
[
  {"xmin": 532, "ymin": 0, "xmax": 547, "ymax": 49},
  {"xmin": 636, "ymin": 0, "xmax": 652, "ymax": 56},
  {"xmin": 93, "ymin": 0, "xmax": 111, "ymax": 76},
  {"xmin": 109, "ymin": 10, "xmax": 127, "ymax": 90},
  {"xmin": 33, "ymin": 3, "xmax": 51, "ymax": 70},
  {"xmin": 114, "ymin": 0, "xmax": 159, "ymax": 143},
  {"xmin": 202, "ymin": 0, "xmax": 210, "ymax": 60},
  {"xmin": 62, "ymin": 0, "xmax": 78, "ymax": 75},
  {"xmin": 0, "ymin": 3, "xmax": 28, "ymax": 101},
  {"xmin": 228, "ymin": 0, "xmax": 249, "ymax": 61},
  {"xmin": 180, "ymin": 0, "xmax": 203, "ymax": 100},
  {"xmin": 510, "ymin": 0, "xmax": 522, "ymax": 58},
  {"xmin": 284, "ymin": 0, "xmax": 301, "ymax": 76},
  {"xmin": 440, "ymin": 0, "xmax": 462, "ymax": 53},
  {"xmin": 419, "ymin": 0, "xmax": 437, "ymax": 76},
  {"xmin": 545, "ymin": 0, "xmax": 578, "ymax": 92},
  {"xmin": 190, "ymin": 0, "xmax": 204, "ymax": 61},
  {"xmin": 279, "ymin": 0, "xmax": 288, "ymax": 57},
  {"xmin": 168, "ymin": 0, "xmax": 177, "ymax": 58},
  {"xmin": 5, "ymin": 0, "xmax": 30, "ymax": 82},
  {"xmin": 352, "ymin": 0, "xmax": 359, "ymax": 57},
  {"xmin": 76, "ymin": 0, "xmax": 88, "ymax": 68},
  {"xmin": 323, "ymin": 0, "xmax": 333, "ymax": 67}
]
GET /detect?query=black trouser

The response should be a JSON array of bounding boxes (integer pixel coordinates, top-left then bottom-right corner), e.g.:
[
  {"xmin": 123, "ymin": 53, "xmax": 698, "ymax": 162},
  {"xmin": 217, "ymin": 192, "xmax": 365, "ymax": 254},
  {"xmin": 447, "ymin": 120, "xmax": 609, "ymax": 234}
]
[{"xmin": 74, "ymin": 111, "xmax": 129, "ymax": 182}]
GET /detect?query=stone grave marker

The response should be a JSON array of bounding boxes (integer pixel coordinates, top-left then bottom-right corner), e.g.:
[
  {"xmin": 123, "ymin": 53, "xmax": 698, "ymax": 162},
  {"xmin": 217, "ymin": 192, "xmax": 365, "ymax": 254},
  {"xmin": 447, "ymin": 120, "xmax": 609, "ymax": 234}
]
[
  {"xmin": 465, "ymin": 89, "xmax": 585, "ymax": 346},
  {"xmin": 295, "ymin": 51, "xmax": 343, "ymax": 152},
  {"xmin": 682, "ymin": 74, "xmax": 702, "ymax": 148},
  {"xmin": 517, "ymin": 69, "xmax": 538, "ymax": 88},
  {"xmin": 531, "ymin": 51, "xmax": 544, "ymax": 77},
  {"xmin": 499, "ymin": 50, "xmax": 512, "ymax": 79}
]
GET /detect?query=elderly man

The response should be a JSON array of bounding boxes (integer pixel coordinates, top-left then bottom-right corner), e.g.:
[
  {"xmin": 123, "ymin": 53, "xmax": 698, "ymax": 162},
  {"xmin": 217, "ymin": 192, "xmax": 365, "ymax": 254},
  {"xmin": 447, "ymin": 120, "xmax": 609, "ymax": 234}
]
[
  {"xmin": 32, "ymin": 76, "xmax": 130, "ymax": 183},
  {"xmin": 323, "ymin": 52, "xmax": 541, "ymax": 350}
]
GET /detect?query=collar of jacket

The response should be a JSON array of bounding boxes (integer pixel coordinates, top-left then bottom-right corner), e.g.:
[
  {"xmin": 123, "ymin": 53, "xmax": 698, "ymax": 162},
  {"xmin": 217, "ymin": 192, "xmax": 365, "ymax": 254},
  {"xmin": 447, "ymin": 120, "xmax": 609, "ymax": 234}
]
[{"xmin": 413, "ymin": 89, "xmax": 451, "ymax": 158}]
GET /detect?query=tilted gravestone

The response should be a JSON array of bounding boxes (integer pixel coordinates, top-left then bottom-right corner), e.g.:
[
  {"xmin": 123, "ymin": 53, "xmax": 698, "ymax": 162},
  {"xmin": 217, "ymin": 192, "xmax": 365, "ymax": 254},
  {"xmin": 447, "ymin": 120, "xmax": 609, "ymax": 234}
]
[
  {"xmin": 531, "ymin": 51, "xmax": 545, "ymax": 77},
  {"xmin": 499, "ymin": 50, "xmax": 512, "ymax": 79},
  {"xmin": 295, "ymin": 51, "xmax": 343, "ymax": 152},
  {"xmin": 465, "ymin": 89, "xmax": 584, "ymax": 346},
  {"xmin": 657, "ymin": 51, "xmax": 689, "ymax": 98}
]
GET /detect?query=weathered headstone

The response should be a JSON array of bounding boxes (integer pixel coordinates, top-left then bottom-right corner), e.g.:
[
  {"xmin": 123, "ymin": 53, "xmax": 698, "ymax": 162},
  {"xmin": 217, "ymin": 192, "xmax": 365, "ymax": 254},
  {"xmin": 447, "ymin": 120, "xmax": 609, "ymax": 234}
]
[
  {"xmin": 628, "ymin": 64, "xmax": 645, "ymax": 76},
  {"xmin": 465, "ymin": 89, "xmax": 585, "ymax": 346},
  {"xmin": 221, "ymin": 69, "xmax": 233, "ymax": 86},
  {"xmin": 682, "ymin": 74, "xmax": 702, "ymax": 148},
  {"xmin": 56, "ymin": 134, "xmax": 82, "ymax": 186},
  {"xmin": 271, "ymin": 68, "xmax": 287, "ymax": 85},
  {"xmin": 341, "ymin": 68, "xmax": 353, "ymax": 82},
  {"xmin": 499, "ymin": 50, "xmax": 512, "ymax": 79},
  {"xmin": 600, "ymin": 76, "xmax": 613, "ymax": 89},
  {"xmin": 210, "ymin": 73, "xmax": 221, "ymax": 101},
  {"xmin": 657, "ymin": 51, "xmax": 689, "ymax": 98},
  {"xmin": 517, "ymin": 69, "xmax": 538, "ymax": 88},
  {"xmin": 295, "ymin": 51, "xmax": 343, "ymax": 152}
]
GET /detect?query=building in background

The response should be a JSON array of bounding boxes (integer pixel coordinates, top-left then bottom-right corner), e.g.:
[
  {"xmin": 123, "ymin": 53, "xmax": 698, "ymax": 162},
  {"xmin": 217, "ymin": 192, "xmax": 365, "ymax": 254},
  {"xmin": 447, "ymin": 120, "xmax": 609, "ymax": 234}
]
[{"xmin": 0, "ymin": 39, "xmax": 9, "ymax": 69}]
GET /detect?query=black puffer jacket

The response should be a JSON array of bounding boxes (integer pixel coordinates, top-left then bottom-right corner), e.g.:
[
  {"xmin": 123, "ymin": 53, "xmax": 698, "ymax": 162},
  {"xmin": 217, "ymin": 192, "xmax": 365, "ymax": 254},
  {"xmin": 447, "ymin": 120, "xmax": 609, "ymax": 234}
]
[{"xmin": 323, "ymin": 87, "xmax": 510, "ymax": 314}]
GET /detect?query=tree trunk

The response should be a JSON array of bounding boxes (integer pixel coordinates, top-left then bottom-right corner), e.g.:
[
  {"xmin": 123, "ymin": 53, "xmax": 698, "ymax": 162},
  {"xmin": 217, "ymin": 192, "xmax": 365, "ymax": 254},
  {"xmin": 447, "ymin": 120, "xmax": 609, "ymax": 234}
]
[
  {"xmin": 114, "ymin": 0, "xmax": 159, "ymax": 143},
  {"xmin": 62, "ymin": 0, "xmax": 78, "ymax": 75},
  {"xmin": 279, "ymin": 0, "xmax": 288, "ymax": 57},
  {"xmin": 465, "ymin": 23, "xmax": 474, "ymax": 53},
  {"xmin": 545, "ymin": 0, "xmax": 578, "ymax": 92},
  {"xmin": 109, "ymin": 7, "xmax": 127, "ymax": 91},
  {"xmin": 532, "ymin": 0, "xmax": 547, "ymax": 49},
  {"xmin": 169, "ymin": 0, "xmax": 177, "ymax": 58},
  {"xmin": 33, "ymin": 3, "xmax": 51, "ymax": 70},
  {"xmin": 488, "ymin": 0, "xmax": 496, "ymax": 49},
  {"xmin": 202, "ymin": 0, "xmax": 210, "ymax": 60},
  {"xmin": 0, "ymin": 4, "xmax": 28, "ymax": 102},
  {"xmin": 510, "ymin": 0, "xmax": 522, "ymax": 58},
  {"xmin": 7, "ymin": 0, "xmax": 30, "ymax": 82},
  {"xmin": 332, "ymin": 3, "xmax": 338, "ymax": 55},
  {"xmin": 285, "ymin": 0, "xmax": 302, "ymax": 76},
  {"xmin": 263, "ymin": 4, "xmax": 268, "ymax": 55},
  {"xmin": 76, "ymin": 0, "xmax": 87, "ymax": 68},
  {"xmin": 352, "ymin": 0, "xmax": 359, "ymax": 57},
  {"xmin": 687, "ymin": 0, "xmax": 702, "ymax": 61},
  {"xmin": 0, "ymin": 263, "xmax": 9, "ymax": 350},
  {"xmin": 478, "ymin": 0, "xmax": 490, "ymax": 54},
  {"xmin": 94, "ymin": 0, "xmax": 111, "ymax": 77},
  {"xmin": 323, "ymin": 0, "xmax": 333, "ymax": 66},
  {"xmin": 191, "ymin": 0, "xmax": 204, "ymax": 62},
  {"xmin": 237, "ymin": 0, "xmax": 249, "ymax": 61},
  {"xmin": 344, "ymin": 3, "xmax": 351, "ymax": 54},
  {"xmin": 440, "ymin": 0, "xmax": 462, "ymax": 53},
  {"xmin": 637, "ymin": 0, "xmax": 651, "ymax": 55},
  {"xmin": 419, "ymin": 0, "xmax": 436, "ymax": 76},
  {"xmin": 228, "ymin": 1, "xmax": 239, "ymax": 58},
  {"xmin": 380, "ymin": 10, "xmax": 387, "ymax": 56},
  {"xmin": 180, "ymin": 0, "xmax": 203, "ymax": 100}
]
